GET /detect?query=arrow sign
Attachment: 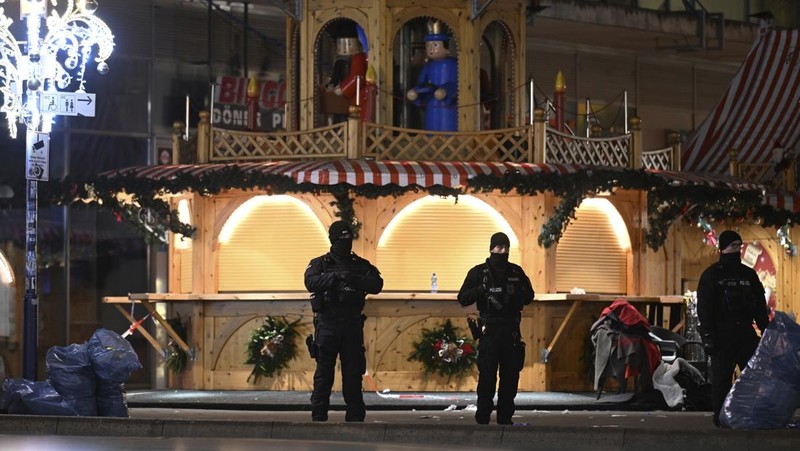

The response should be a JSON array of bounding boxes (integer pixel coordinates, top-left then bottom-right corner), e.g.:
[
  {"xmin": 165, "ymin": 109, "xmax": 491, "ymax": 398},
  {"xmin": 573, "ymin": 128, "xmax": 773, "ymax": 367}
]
[{"xmin": 40, "ymin": 93, "xmax": 96, "ymax": 117}]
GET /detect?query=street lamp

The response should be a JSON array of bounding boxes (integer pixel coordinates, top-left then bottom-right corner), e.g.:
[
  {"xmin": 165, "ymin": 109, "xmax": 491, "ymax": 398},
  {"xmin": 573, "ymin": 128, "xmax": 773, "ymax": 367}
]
[{"xmin": 0, "ymin": 0, "xmax": 114, "ymax": 379}]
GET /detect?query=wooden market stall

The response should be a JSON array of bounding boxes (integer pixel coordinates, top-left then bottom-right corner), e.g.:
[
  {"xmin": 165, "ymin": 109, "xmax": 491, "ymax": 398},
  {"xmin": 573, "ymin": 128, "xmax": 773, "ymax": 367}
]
[{"xmin": 91, "ymin": 0, "xmax": 800, "ymax": 392}]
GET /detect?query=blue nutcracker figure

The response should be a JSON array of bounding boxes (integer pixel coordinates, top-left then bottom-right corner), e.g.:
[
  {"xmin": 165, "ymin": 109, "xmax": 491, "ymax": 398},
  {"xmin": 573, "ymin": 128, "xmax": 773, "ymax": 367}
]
[{"xmin": 406, "ymin": 21, "xmax": 458, "ymax": 131}]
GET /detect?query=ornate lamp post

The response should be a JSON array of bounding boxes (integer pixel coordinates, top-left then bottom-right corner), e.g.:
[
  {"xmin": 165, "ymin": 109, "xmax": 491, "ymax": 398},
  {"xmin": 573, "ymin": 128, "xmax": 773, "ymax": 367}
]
[{"xmin": 0, "ymin": 0, "xmax": 114, "ymax": 379}]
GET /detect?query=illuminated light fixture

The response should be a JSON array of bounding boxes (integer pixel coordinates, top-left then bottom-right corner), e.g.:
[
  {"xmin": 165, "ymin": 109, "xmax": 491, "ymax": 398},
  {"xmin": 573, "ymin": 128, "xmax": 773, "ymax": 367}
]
[
  {"xmin": 218, "ymin": 195, "xmax": 324, "ymax": 244},
  {"xmin": 0, "ymin": 0, "xmax": 115, "ymax": 380},
  {"xmin": 580, "ymin": 198, "xmax": 631, "ymax": 250},
  {"xmin": 0, "ymin": 251, "xmax": 13, "ymax": 284},
  {"xmin": 378, "ymin": 195, "xmax": 519, "ymax": 248},
  {"xmin": 174, "ymin": 199, "xmax": 192, "ymax": 249}
]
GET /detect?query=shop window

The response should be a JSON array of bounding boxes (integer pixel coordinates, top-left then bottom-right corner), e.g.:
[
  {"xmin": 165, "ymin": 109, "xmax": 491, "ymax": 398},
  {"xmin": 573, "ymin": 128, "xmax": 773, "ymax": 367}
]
[
  {"xmin": 217, "ymin": 195, "xmax": 328, "ymax": 291},
  {"xmin": 377, "ymin": 195, "xmax": 519, "ymax": 291}
]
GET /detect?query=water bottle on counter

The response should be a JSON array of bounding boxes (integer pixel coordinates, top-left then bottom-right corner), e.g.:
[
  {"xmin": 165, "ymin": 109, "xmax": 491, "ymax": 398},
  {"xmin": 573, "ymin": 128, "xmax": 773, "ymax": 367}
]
[{"xmin": 431, "ymin": 273, "xmax": 438, "ymax": 293}]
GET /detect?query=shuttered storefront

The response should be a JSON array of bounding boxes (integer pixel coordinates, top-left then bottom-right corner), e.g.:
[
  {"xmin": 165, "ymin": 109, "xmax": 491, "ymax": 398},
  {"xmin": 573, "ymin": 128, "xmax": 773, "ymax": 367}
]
[{"xmin": 556, "ymin": 200, "xmax": 627, "ymax": 294}]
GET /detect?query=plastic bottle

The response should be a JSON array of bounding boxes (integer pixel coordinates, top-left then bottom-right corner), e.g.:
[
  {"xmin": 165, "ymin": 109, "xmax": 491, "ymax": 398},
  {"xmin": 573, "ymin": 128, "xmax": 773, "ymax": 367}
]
[{"xmin": 431, "ymin": 273, "xmax": 438, "ymax": 293}]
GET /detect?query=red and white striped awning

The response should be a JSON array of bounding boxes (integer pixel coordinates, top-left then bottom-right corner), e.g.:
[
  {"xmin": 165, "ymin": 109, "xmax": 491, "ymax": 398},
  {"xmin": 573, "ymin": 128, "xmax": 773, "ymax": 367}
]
[
  {"xmin": 104, "ymin": 160, "xmax": 585, "ymax": 188},
  {"xmin": 764, "ymin": 192, "xmax": 800, "ymax": 213},
  {"xmin": 103, "ymin": 160, "xmax": 763, "ymax": 192},
  {"xmin": 682, "ymin": 30, "xmax": 800, "ymax": 174}
]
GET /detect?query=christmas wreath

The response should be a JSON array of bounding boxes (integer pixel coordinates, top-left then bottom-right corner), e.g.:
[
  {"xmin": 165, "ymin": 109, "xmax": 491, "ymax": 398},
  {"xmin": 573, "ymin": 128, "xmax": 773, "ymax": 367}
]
[
  {"xmin": 165, "ymin": 314, "xmax": 189, "ymax": 374},
  {"xmin": 408, "ymin": 319, "xmax": 477, "ymax": 379},
  {"xmin": 245, "ymin": 316, "xmax": 301, "ymax": 383}
]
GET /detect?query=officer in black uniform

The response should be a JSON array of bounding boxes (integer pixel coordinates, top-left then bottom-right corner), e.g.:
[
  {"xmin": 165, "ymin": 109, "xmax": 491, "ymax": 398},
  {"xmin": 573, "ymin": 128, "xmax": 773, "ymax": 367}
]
[
  {"xmin": 697, "ymin": 230, "xmax": 769, "ymax": 427},
  {"xmin": 304, "ymin": 220, "xmax": 383, "ymax": 422},
  {"xmin": 457, "ymin": 232, "xmax": 534, "ymax": 425}
]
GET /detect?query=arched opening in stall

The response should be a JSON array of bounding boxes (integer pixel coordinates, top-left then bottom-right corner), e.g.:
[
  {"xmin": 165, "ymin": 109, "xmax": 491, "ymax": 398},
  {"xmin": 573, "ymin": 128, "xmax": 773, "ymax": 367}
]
[
  {"xmin": 391, "ymin": 17, "xmax": 459, "ymax": 130},
  {"xmin": 0, "ymin": 250, "xmax": 15, "ymax": 340},
  {"xmin": 556, "ymin": 198, "xmax": 631, "ymax": 294},
  {"xmin": 217, "ymin": 195, "xmax": 329, "ymax": 291},
  {"xmin": 480, "ymin": 21, "xmax": 515, "ymax": 130},
  {"xmin": 377, "ymin": 195, "xmax": 518, "ymax": 292},
  {"xmin": 174, "ymin": 198, "xmax": 194, "ymax": 293},
  {"xmin": 314, "ymin": 18, "xmax": 369, "ymax": 127}
]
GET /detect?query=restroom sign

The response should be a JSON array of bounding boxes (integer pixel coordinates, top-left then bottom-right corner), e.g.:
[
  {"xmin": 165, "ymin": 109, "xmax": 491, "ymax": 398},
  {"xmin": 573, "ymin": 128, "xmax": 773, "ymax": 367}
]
[{"xmin": 40, "ymin": 92, "xmax": 96, "ymax": 117}]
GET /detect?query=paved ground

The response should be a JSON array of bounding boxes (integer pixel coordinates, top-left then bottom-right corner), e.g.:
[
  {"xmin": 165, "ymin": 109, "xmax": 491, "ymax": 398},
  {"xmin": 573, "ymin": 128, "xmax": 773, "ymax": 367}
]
[{"xmin": 1, "ymin": 390, "xmax": 798, "ymax": 450}]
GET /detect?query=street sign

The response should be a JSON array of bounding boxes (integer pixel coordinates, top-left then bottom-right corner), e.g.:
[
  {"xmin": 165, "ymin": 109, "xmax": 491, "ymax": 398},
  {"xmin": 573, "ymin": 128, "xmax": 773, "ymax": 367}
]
[
  {"xmin": 26, "ymin": 132, "xmax": 49, "ymax": 182},
  {"xmin": 40, "ymin": 92, "xmax": 96, "ymax": 117}
]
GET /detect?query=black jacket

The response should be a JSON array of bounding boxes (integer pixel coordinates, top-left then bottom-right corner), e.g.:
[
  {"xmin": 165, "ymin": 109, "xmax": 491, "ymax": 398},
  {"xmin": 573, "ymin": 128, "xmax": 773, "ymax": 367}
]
[
  {"xmin": 304, "ymin": 251, "xmax": 383, "ymax": 317},
  {"xmin": 697, "ymin": 253, "xmax": 769, "ymax": 343},
  {"xmin": 457, "ymin": 258, "xmax": 534, "ymax": 320}
]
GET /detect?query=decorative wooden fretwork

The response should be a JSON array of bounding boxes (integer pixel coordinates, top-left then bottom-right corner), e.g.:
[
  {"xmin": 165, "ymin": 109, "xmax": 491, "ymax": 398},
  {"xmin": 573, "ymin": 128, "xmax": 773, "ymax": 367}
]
[
  {"xmin": 210, "ymin": 123, "xmax": 347, "ymax": 161},
  {"xmin": 642, "ymin": 146, "xmax": 673, "ymax": 170},
  {"xmin": 545, "ymin": 127, "xmax": 630, "ymax": 167},
  {"xmin": 363, "ymin": 123, "xmax": 532, "ymax": 162}
]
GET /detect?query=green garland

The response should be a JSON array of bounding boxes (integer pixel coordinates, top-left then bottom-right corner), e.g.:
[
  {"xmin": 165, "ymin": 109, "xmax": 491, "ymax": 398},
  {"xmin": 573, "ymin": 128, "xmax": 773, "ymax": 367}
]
[
  {"xmin": 41, "ymin": 164, "xmax": 795, "ymax": 251},
  {"xmin": 408, "ymin": 319, "xmax": 477, "ymax": 380},
  {"xmin": 165, "ymin": 314, "xmax": 189, "ymax": 375},
  {"xmin": 245, "ymin": 316, "xmax": 301, "ymax": 383}
]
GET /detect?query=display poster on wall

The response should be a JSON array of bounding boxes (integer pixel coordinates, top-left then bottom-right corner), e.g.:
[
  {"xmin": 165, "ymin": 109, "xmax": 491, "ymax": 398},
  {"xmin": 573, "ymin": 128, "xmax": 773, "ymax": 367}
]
[
  {"xmin": 213, "ymin": 74, "xmax": 286, "ymax": 131},
  {"xmin": 741, "ymin": 241, "xmax": 777, "ymax": 317}
]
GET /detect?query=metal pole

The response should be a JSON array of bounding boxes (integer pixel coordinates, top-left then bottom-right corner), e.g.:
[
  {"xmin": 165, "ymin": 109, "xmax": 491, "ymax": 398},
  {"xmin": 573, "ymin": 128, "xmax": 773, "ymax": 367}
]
[
  {"xmin": 585, "ymin": 98, "xmax": 591, "ymax": 138},
  {"xmin": 529, "ymin": 79, "xmax": 534, "ymax": 126},
  {"xmin": 23, "ymin": 139, "xmax": 39, "ymax": 380},
  {"xmin": 624, "ymin": 90, "xmax": 629, "ymax": 134}
]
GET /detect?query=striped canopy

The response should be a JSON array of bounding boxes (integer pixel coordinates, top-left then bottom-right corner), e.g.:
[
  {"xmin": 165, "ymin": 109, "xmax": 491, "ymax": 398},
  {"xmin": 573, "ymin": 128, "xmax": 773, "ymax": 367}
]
[
  {"xmin": 682, "ymin": 30, "xmax": 800, "ymax": 174},
  {"xmin": 103, "ymin": 160, "xmax": 761, "ymax": 191}
]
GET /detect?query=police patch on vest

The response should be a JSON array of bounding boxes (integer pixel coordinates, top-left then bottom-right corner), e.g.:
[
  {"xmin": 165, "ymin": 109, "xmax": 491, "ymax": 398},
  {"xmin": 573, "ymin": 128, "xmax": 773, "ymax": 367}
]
[{"xmin": 720, "ymin": 278, "xmax": 753, "ymax": 316}]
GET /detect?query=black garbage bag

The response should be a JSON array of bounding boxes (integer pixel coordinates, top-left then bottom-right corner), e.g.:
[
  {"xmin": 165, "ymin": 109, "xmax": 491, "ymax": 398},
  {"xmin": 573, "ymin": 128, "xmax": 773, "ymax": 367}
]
[
  {"xmin": 720, "ymin": 311, "xmax": 800, "ymax": 429},
  {"xmin": 46, "ymin": 343, "xmax": 97, "ymax": 416},
  {"xmin": 86, "ymin": 328, "xmax": 142, "ymax": 382},
  {"xmin": 95, "ymin": 380, "xmax": 129, "ymax": 417},
  {"xmin": 1, "ymin": 378, "xmax": 80, "ymax": 416}
]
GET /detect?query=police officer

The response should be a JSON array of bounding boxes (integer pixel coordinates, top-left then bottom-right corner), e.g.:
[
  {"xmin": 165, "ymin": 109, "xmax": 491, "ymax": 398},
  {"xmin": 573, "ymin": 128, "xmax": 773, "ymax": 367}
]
[
  {"xmin": 304, "ymin": 220, "xmax": 383, "ymax": 422},
  {"xmin": 457, "ymin": 232, "xmax": 534, "ymax": 425},
  {"xmin": 697, "ymin": 230, "xmax": 769, "ymax": 427}
]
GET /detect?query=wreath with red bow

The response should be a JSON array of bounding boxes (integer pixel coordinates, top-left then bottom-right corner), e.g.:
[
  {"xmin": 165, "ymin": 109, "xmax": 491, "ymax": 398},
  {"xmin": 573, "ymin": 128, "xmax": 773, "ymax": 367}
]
[{"xmin": 408, "ymin": 319, "xmax": 477, "ymax": 379}]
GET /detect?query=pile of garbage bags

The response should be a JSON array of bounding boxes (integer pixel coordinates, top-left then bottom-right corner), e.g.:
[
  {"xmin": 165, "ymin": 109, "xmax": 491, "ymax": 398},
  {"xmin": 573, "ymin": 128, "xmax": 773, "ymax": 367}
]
[
  {"xmin": 721, "ymin": 311, "xmax": 800, "ymax": 429},
  {"xmin": 0, "ymin": 328, "xmax": 142, "ymax": 417}
]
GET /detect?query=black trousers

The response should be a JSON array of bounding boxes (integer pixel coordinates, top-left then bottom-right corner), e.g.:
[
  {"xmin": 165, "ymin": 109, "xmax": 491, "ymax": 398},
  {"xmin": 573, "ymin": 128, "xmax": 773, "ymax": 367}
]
[
  {"xmin": 475, "ymin": 326, "xmax": 523, "ymax": 424},
  {"xmin": 710, "ymin": 333, "xmax": 759, "ymax": 425},
  {"xmin": 310, "ymin": 317, "xmax": 366, "ymax": 421}
]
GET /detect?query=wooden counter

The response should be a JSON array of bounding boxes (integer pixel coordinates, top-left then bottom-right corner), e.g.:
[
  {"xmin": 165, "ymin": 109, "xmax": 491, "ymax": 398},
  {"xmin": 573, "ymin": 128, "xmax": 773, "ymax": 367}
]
[{"xmin": 104, "ymin": 292, "xmax": 685, "ymax": 392}]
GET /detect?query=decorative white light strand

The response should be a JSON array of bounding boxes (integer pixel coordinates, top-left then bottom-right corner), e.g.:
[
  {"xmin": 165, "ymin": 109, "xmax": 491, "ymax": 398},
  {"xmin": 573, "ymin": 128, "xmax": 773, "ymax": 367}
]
[{"xmin": 0, "ymin": 0, "xmax": 114, "ymax": 137}]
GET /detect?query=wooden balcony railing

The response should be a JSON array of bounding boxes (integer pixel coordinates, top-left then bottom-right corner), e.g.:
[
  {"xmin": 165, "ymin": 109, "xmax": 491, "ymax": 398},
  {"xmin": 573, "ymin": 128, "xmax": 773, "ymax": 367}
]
[{"xmin": 174, "ymin": 108, "xmax": 684, "ymax": 171}]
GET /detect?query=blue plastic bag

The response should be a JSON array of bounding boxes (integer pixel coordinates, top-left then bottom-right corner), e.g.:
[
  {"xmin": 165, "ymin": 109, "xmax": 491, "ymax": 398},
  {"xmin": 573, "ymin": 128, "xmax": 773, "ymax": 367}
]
[
  {"xmin": 86, "ymin": 328, "xmax": 142, "ymax": 382},
  {"xmin": 45, "ymin": 343, "xmax": 98, "ymax": 416},
  {"xmin": 720, "ymin": 311, "xmax": 800, "ymax": 429},
  {"xmin": 1, "ymin": 378, "xmax": 80, "ymax": 416},
  {"xmin": 96, "ymin": 380, "xmax": 129, "ymax": 417}
]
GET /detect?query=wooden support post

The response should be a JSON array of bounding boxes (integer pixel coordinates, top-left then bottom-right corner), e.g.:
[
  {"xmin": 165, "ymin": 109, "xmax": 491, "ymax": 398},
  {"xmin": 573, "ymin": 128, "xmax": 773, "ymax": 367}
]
[
  {"xmin": 346, "ymin": 108, "xmax": 361, "ymax": 159},
  {"xmin": 629, "ymin": 116, "xmax": 642, "ymax": 169},
  {"xmin": 729, "ymin": 148, "xmax": 739, "ymax": 177},
  {"xmin": 668, "ymin": 130, "xmax": 682, "ymax": 171},
  {"xmin": 172, "ymin": 121, "xmax": 184, "ymax": 164},
  {"xmin": 197, "ymin": 111, "xmax": 210, "ymax": 163},
  {"xmin": 533, "ymin": 107, "xmax": 546, "ymax": 163}
]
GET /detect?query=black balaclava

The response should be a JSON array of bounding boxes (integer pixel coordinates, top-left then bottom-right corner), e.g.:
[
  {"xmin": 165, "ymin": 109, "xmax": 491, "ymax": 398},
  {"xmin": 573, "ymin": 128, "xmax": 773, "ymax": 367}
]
[
  {"xmin": 329, "ymin": 220, "xmax": 353, "ymax": 257},
  {"xmin": 717, "ymin": 230, "xmax": 742, "ymax": 263},
  {"xmin": 488, "ymin": 232, "xmax": 510, "ymax": 267}
]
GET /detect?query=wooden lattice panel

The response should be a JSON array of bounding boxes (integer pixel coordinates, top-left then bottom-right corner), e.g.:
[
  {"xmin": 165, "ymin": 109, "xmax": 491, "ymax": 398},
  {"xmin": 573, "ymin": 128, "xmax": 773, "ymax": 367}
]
[
  {"xmin": 545, "ymin": 128, "xmax": 630, "ymax": 167},
  {"xmin": 364, "ymin": 123, "xmax": 531, "ymax": 162},
  {"xmin": 210, "ymin": 123, "xmax": 346, "ymax": 161},
  {"xmin": 642, "ymin": 147, "xmax": 673, "ymax": 170},
  {"xmin": 740, "ymin": 163, "xmax": 785, "ymax": 190}
]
